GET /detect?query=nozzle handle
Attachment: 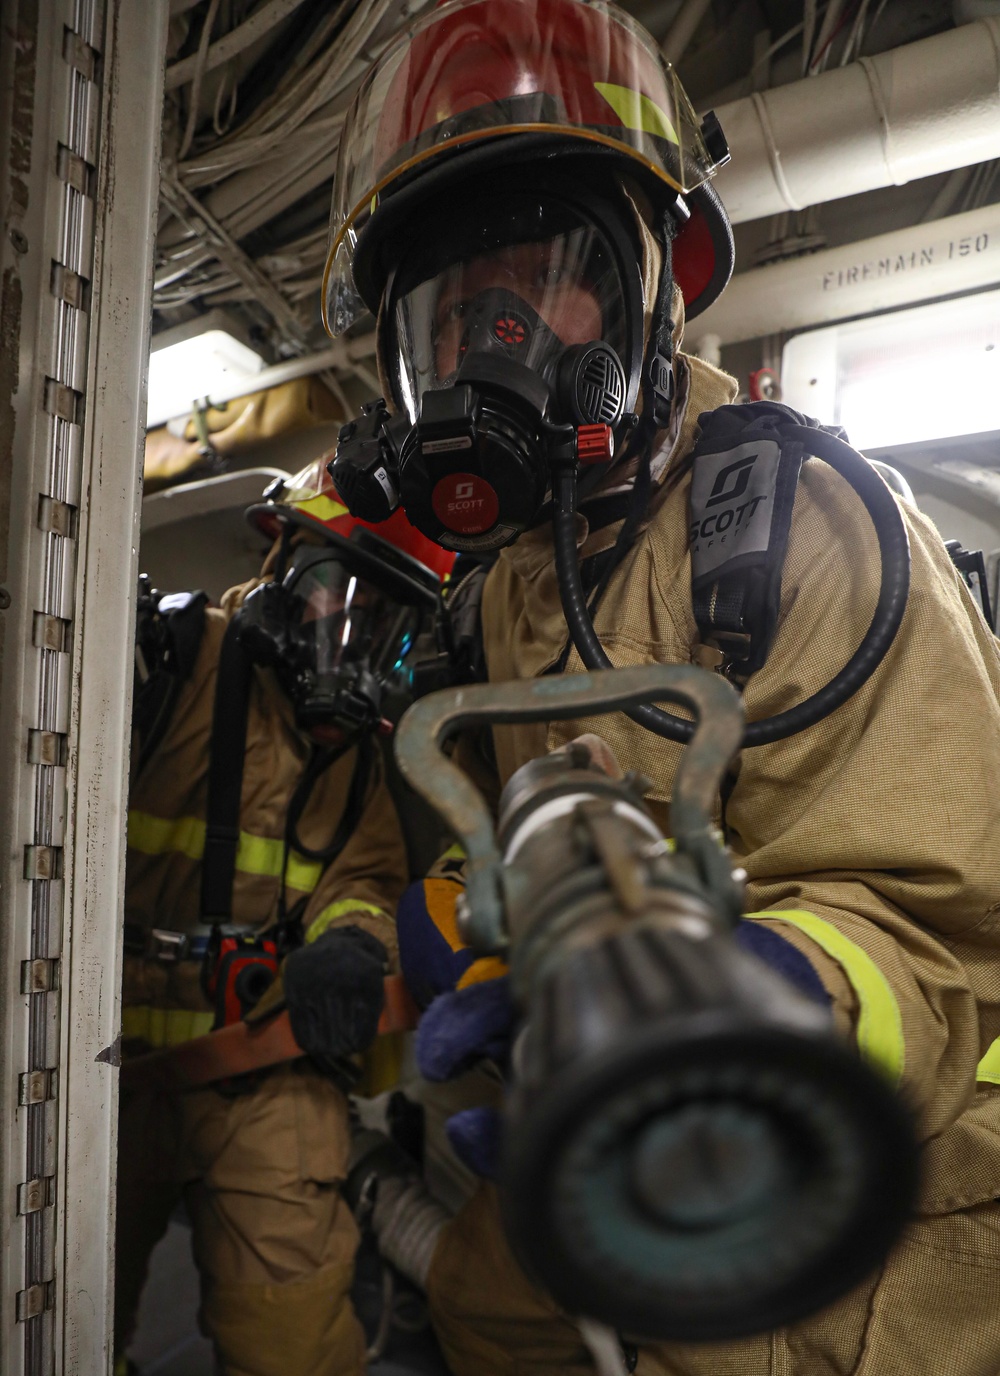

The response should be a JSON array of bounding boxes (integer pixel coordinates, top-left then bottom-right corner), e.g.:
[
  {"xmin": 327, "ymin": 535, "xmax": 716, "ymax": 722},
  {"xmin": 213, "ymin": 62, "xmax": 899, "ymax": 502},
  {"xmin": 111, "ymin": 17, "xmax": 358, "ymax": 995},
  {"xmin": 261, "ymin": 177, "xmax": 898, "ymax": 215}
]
[{"xmin": 394, "ymin": 663, "xmax": 744, "ymax": 949}]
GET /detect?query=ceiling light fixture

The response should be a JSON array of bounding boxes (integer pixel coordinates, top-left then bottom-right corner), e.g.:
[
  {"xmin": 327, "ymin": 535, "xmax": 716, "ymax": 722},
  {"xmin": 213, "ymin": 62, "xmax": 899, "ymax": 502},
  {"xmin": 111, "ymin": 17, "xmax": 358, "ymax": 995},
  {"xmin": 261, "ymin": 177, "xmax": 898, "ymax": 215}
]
[{"xmin": 146, "ymin": 310, "xmax": 265, "ymax": 428}]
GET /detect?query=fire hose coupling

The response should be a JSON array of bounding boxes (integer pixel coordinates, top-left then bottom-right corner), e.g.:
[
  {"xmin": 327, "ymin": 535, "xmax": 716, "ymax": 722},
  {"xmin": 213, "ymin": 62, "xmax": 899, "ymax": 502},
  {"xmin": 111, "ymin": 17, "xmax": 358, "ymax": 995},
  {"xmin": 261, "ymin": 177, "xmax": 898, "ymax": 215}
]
[{"xmin": 394, "ymin": 667, "xmax": 918, "ymax": 1342}]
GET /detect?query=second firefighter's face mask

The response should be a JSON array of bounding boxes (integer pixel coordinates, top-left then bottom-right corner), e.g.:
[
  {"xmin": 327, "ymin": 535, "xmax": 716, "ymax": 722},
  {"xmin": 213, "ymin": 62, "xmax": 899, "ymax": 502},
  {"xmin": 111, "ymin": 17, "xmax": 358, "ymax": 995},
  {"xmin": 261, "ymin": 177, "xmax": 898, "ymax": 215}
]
[{"xmin": 240, "ymin": 543, "xmax": 421, "ymax": 734}]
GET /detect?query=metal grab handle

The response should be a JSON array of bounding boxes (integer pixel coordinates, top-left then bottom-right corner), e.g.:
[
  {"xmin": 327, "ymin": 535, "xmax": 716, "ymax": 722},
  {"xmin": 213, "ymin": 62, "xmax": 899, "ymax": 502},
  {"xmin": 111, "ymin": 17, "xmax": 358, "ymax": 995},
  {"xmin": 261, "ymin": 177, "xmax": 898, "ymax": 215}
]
[{"xmin": 394, "ymin": 664, "xmax": 744, "ymax": 949}]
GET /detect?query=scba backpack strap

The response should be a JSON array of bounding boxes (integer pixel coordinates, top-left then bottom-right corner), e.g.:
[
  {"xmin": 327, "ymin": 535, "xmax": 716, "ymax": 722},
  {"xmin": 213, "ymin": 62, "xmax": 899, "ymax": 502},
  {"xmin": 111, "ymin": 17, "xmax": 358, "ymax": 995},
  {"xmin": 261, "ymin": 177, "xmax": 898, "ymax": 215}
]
[
  {"xmin": 689, "ymin": 402, "xmax": 846, "ymax": 680},
  {"xmin": 133, "ymin": 582, "xmax": 209, "ymax": 771}
]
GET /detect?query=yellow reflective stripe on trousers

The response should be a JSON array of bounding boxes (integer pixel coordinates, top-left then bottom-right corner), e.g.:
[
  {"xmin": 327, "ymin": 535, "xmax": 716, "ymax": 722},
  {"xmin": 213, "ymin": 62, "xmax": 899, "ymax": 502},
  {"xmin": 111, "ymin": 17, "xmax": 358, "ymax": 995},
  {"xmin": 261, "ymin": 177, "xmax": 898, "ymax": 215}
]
[
  {"xmin": 753, "ymin": 909, "xmax": 906, "ymax": 1086},
  {"xmin": 128, "ymin": 810, "xmax": 323, "ymax": 893},
  {"xmin": 305, "ymin": 899, "xmax": 387, "ymax": 943},
  {"xmin": 977, "ymin": 1038, "xmax": 1000, "ymax": 1085},
  {"xmin": 122, "ymin": 1005, "xmax": 214, "ymax": 1048}
]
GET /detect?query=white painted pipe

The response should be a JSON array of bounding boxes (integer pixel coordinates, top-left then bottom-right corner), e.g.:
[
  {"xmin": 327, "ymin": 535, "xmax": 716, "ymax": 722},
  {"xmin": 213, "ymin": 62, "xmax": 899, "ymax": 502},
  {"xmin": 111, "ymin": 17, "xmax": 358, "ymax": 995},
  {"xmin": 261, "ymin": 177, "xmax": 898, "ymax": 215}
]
[
  {"xmin": 688, "ymin": 204, "xmax": 1000, "ymax": 346},
  {"xmin": 953, "ymin": 1, "xmax": 1000, "ymax": 22},
  {"xmin": 711, "ymin": 17, "xmax": 1000, "ymax": 224},
  {"xmin": 660, "ymin": 0, "xmax": 714, "ymax": 66}
]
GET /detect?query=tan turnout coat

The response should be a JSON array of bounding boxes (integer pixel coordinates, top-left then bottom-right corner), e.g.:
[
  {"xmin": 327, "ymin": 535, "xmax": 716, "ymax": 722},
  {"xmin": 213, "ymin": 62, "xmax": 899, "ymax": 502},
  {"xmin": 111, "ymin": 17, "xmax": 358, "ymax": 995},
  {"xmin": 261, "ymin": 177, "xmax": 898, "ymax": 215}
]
[
  {"xmin": 427, "ymin": 353, "xmax": 1000, "ymax": 1376},
  {"xmin": 124, "ymin": 584, "xmax": 406, "ymax": 1034}
]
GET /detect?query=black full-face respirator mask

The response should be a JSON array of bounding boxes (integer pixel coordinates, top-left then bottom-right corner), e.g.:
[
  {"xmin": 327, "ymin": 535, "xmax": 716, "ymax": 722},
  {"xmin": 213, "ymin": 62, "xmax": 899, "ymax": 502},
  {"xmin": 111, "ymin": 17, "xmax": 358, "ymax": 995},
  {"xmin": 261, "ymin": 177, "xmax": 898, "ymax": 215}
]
[
  {"xmin": 236, "ymin": 528, "xmax": 433, "ymax": 737},
  {"xmin": 329, "ymin": 172, "xmax": 663, "ymax": 554}
]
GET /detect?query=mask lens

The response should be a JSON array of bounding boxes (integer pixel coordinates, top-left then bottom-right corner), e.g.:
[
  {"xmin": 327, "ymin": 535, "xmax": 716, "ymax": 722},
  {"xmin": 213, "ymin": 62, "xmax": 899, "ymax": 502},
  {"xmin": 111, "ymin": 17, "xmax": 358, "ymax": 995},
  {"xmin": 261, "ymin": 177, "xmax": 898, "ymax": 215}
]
[
  {"xmin": 285, "ymin": 555, "xmax": 419, "ymax": 685},
  {"xmin": 393, "ymin": 206, "xmax": 629, "ymax": 422}
]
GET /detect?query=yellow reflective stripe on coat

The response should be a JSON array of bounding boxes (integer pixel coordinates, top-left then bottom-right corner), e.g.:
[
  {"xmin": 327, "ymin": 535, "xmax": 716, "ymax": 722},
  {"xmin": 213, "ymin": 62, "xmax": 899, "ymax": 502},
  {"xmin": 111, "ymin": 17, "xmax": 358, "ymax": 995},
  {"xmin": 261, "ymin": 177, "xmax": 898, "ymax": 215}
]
[
  {"xmin": 753, "ymin": 909, "xmax": 906, "ymax": 1086},
  {"xmin": 977, "ymin": 1038, "xmax": 1000, "ymax": 1085},
  {"xmin": 128, "ymin": 810, "xmax": 205, "ymax": 861},
  {"xmin": 305, "ymin": 899, "xmax": 387, "ymax": 943},
  {"xmin": 122, "ymin": 1005, "xmax": 214, "ymax": 1048},
  {"xmin": 128, "ymin": 810, "xmax": 323, "ymax": 893}
]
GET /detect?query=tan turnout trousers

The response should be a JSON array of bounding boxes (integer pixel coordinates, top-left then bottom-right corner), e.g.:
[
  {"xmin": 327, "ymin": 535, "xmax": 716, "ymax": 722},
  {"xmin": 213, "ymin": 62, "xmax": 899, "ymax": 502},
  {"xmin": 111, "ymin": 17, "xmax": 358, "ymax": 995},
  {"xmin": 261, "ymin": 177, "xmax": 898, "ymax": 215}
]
[{"xmin": 117, "ymin": 1065, "xmax": 365, "ymax": 1376}]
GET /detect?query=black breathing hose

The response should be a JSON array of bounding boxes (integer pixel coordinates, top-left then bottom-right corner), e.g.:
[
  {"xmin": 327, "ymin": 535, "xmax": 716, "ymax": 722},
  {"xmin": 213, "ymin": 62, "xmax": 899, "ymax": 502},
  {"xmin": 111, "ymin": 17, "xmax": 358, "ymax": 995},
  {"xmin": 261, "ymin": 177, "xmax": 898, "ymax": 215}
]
[{"xmin": 552, "ymin": 424, "xmax": 911, "ymax": 747}]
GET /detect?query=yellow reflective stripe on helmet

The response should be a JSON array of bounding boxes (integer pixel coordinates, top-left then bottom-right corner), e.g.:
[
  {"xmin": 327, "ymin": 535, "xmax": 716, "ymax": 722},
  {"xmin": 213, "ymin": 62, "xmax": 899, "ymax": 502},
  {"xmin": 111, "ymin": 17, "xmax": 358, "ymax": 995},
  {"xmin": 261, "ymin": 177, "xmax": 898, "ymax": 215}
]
[
  {"xmin": 128, "ymin": 810, "xmax": 323, "ymax": 894},
  {"xmin": 977, "ymin": 1037, "xmax": 1000, "ymax": 1085},
  {"xmin": 122, "ymin": 1005, "xmax": 214, "ymax": 1049},
  {"xmin": 305, "ymin": 899, "xmax": 387, "ymax": 944},
  {"xmin": 753, "ymin": 909, "xmax": 905, "ymax": 1086},
  {"xmin": 593, "ymin": 82, "xmax": 679, "ymax": 145},
  {"xmin": 291, "ymin": 493, "xmax": 348, "ymax": 524}
]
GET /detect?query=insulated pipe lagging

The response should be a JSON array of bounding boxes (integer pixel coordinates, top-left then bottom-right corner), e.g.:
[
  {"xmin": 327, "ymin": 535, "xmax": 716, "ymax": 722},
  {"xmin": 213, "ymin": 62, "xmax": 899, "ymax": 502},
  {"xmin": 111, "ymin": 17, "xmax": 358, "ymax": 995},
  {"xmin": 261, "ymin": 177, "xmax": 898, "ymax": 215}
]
[
  {"xmin": 660, "ymin": 0, "xmax": 714, "ymax": 66},
  {"xmin": 552, "ymin": 429, "xmax": 911, "ymax": 748},
  {"xmin": 712, "ymin": 17, "xmax": 1000, "ymax": 224}
]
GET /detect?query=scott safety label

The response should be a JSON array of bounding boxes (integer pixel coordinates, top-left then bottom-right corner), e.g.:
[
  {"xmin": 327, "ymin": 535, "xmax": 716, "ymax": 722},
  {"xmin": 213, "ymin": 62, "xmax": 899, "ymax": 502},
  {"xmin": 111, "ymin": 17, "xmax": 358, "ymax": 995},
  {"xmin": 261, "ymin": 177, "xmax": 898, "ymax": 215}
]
[
  {"xmin": 422, "ymin": 435, "xmax": 473, "ymax": 454},
  {"xmin": 689, "ymin": 439, "xmax": 782, "ymax": 582}
]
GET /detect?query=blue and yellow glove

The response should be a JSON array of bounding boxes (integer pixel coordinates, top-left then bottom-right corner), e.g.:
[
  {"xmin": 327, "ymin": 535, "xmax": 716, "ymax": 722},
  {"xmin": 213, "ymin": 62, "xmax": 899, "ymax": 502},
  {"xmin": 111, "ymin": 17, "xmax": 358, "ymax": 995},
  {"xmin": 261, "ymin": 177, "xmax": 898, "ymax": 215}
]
[
  {"xmin": 398, "ymin": 848, "xmax": 832, "ymax": 1178},
  {"xmin": 397, "ymin": 847, "xmax": 511, "ymax": 1177}
]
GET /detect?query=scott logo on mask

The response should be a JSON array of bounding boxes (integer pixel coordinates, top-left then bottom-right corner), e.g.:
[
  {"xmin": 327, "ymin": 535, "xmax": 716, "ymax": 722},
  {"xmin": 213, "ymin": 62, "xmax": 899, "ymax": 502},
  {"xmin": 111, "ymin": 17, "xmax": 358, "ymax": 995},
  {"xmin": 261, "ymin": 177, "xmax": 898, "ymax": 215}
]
[{"xmin": 431, "ymin": 471, "xmax": 501, "ymax": 535}]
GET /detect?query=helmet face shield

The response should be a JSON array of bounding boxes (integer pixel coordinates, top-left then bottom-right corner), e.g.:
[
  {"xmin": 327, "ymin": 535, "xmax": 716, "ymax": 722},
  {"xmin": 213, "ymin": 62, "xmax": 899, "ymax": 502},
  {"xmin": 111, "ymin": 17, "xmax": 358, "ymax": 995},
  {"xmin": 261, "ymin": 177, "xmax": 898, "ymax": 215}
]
[
  {"xmin": 389, "ymin": 206, "xmax": 632, "ymax": 422},
  {"xmin": 286, "ymin": 555, "xmax": 417, "ymax": 686},
  {"xmin": 323, "ymin": 0, "xmax": 723, "ymax": 335},
  {"xmin": 239, "ymin": 543, "xmax": 423, "ymax": 735}
]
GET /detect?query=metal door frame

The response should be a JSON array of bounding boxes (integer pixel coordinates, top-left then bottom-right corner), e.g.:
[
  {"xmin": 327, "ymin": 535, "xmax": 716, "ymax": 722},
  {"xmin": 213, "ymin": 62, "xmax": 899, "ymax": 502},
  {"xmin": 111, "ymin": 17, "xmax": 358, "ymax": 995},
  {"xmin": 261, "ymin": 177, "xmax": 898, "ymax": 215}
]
[{"xmin": 0, "ymin": 3, "xmax": 167, "ymax": 1370}]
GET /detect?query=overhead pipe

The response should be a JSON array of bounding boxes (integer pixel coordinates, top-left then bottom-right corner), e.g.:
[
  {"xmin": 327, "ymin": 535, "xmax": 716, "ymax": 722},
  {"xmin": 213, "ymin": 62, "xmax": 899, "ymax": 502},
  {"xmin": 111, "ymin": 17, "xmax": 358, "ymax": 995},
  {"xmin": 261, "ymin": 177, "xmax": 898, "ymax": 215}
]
[
  {"xmin": 660, "ymin": 0, "xmax": 714, "ymax": 66},
  {"xmin": 688, "ymin": 203, "xmax": 1000, "ymax": 346},
  {"xmin": 711, "ymin": 17, "xmax": 1000, "ymax": 224}
]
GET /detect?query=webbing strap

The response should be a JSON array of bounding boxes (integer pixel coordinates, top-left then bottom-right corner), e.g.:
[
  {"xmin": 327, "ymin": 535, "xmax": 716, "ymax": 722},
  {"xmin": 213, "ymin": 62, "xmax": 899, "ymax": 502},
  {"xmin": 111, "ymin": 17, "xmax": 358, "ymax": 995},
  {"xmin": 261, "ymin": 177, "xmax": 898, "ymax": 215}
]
[
  {"xmin": 201, "ymin": 615, "xmax": 255, "ymax": 918},
  {"xmin": 128, "ymin": 810, "xmax": 324, "ymax": 894},
  {"xmin": 977, "ymin": 1037, "xmax": 1000, "ymax": 1085},
  {"xmin": 753, "ymin": 909, "xmax": 906, "ymax": 1085}
]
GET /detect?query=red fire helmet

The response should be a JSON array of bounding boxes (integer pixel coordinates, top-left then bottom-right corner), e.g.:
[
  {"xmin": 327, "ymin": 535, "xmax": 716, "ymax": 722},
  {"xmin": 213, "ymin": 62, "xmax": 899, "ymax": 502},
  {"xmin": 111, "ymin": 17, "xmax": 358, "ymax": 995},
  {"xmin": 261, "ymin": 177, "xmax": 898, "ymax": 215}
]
[
  {"xmin": 247, "ymin": 456, "xmax": 456, "ymax": 599},
  {"xmin": 323, "ymin": 0, "xmax": 733, "ymax": 337}
]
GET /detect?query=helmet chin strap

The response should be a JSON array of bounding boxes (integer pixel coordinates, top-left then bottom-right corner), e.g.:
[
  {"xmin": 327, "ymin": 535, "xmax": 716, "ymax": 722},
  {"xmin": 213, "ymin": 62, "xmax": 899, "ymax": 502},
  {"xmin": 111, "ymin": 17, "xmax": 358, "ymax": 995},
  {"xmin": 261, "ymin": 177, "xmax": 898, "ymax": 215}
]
[
  {"xmin": 640, "ymin": 211, "xmax": 678, "ymax": 440},
  {"xmin": 573, "ymin": 209, "xmax": 677, "ymax": 580}
]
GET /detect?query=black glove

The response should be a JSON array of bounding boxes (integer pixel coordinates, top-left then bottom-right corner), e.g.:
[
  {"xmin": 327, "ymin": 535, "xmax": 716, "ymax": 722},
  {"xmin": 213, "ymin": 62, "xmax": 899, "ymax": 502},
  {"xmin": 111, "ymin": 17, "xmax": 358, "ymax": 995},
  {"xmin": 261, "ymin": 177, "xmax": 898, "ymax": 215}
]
[{"xmin": 283, "ymin": 926, "xmax": 387, "ymax": 1061}]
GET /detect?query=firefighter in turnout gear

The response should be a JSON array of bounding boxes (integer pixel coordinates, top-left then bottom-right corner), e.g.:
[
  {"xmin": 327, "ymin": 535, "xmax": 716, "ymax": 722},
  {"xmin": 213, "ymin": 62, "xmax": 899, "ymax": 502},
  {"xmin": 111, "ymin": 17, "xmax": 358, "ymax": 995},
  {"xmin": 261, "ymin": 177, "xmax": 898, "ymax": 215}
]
[
  {"xmin": 118, "ymin": 458, "xmax": 453, "ymax": 1376},
  {"xmin": 324, "ymin": 1, "xmax": 1000, "ymax": 1373}
]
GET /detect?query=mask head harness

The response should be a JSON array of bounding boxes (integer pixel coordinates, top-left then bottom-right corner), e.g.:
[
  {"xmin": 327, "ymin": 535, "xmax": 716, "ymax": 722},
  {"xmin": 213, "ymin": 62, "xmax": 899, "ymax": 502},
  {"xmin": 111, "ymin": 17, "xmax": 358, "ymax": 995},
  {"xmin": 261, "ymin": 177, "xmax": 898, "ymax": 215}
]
[{"xmin": 240, "ymin": 474, "xmax": 450, "ymax": 735}]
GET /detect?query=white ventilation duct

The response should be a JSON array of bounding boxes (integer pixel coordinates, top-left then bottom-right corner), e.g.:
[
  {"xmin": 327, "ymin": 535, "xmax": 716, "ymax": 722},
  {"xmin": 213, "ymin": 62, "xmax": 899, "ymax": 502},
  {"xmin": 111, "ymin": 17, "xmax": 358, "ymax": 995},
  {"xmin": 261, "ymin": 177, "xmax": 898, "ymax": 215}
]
[
  {"xmin": 711, "ymin": 17, "xmax": 1000, "ymax": 224},
  {"xmin": 689, "ymin": 203, "xmax": 1000, "ymax": 346}
]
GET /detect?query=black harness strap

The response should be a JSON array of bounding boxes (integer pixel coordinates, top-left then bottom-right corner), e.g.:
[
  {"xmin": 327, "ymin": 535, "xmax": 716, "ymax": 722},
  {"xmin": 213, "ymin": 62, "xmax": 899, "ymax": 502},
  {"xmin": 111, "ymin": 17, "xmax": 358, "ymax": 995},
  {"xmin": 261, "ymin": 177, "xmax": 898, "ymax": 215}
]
[
  {"xmin": 201, "ymin": 611, "xmax": 377, "ymax": 938},
  {"xmin": 201, "ymin": 616, "xmax": 256, "ymax": 920},
  {"xmin": 134, "ymin": 588, "xmax": 208, "ymax": 775},
  {"xmin": 284, "ymin": 733, "xmax": 374, "ymax": 866}
]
